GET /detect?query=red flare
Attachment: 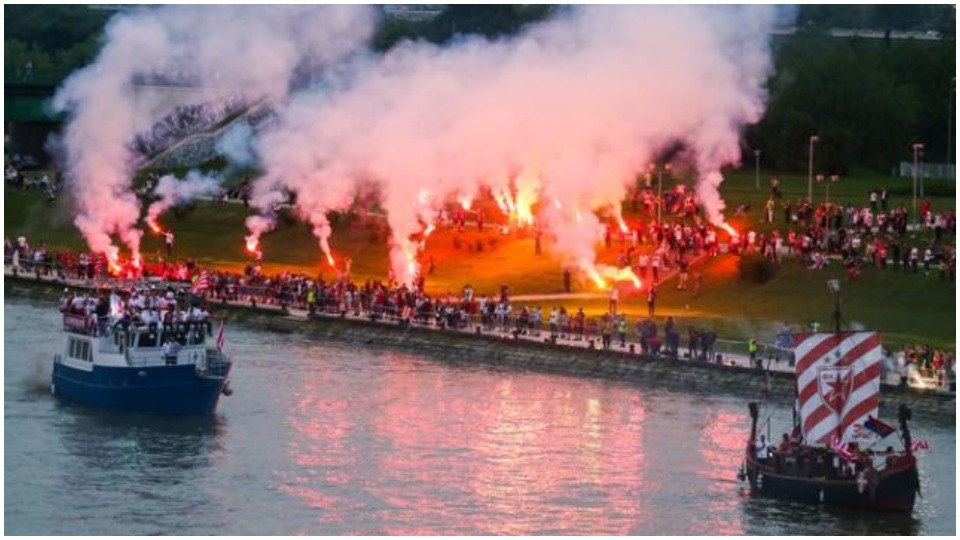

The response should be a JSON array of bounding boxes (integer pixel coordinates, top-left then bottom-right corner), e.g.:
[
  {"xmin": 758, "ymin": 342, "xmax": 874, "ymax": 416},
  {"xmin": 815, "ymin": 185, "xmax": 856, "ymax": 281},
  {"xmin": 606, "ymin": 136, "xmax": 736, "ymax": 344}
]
[
  {"xmin": 719, "ymin": 223, "xmax": 739, "ymax": 239},
  {"xmin": 586, "ymin": 267, "xmax": 607, "ymax": 290},
  {"xmin": 325, "ymin": 252, "xmax": 335, "ymax": 268},
  {"xmin": 617, "ymin": 217, "xmax": 629, "ymax": 233},
  {"xmin": 147, "ymin": 219, "xmax": 163, "ymax": 235},
  {"xmin": 245, "ymin": 237, "xmax": 260, "ymax": 255}
]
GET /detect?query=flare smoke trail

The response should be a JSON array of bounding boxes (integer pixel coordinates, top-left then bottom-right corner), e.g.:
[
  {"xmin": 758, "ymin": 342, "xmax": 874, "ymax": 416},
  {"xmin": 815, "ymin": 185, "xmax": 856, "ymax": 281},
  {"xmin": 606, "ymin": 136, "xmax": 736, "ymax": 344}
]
[
  {"xmin": 145, "ymin": 172, "xmax": 221, "ymax": 233},
  {"xmin": 255, "ymin": 5, "xmax": 778, "ymax": 284},
  {"xmin": 52, "ymin": 5, "xmax": 376, "ymax": 263}
]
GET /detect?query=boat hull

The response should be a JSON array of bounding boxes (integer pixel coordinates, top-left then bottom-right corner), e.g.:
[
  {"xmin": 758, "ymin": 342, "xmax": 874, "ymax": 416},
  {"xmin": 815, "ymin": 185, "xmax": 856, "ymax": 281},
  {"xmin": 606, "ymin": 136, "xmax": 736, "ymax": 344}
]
[
  {"xmin": 744, "ymin": 449, "xmax": 919, "ymax": 513},
  {"xmin": 52, "ymin": 361, "xmax": 231, "ymax": 415}
]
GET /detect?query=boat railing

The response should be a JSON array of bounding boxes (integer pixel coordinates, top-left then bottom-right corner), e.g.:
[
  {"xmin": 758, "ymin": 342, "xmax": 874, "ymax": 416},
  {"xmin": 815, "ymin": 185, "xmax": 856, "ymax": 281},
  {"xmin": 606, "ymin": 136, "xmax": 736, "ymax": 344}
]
[
  {"xmin": 197, "ymin": 349, "xmax": 231, "ymax": 378},
  {"xmin": 62, "ymin": 312, "xmax": 100, "ymax": 335}
]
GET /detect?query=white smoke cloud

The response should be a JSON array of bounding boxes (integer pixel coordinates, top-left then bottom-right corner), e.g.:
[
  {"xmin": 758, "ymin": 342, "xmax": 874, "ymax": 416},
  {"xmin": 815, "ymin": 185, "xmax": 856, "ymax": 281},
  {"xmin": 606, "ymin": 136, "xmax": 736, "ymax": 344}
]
[
  {"xmin": 254, "ymin": 5, "xmax": 779, "ymax": 284},
  {"xmin": 215, "ymin": 121, "xmax": 257, "ymax": 168},
  {"xmin": 52, "ymin": 5, "xmax": 377, "ymax": 263},
  {"xmin": 145, "ymin": 171, "xmax": 221, "ymax": 232}
]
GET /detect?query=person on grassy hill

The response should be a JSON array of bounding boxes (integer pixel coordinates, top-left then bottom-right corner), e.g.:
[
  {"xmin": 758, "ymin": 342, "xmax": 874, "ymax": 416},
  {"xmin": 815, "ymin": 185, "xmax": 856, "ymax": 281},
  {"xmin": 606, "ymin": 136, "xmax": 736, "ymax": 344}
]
[
  {"xmin": 646, "ymin": 285, "xmax": 657, "ymax": 318},
  {"xmin": 608, "ymin": 286, "xmax": 619, "ymax": 315}
]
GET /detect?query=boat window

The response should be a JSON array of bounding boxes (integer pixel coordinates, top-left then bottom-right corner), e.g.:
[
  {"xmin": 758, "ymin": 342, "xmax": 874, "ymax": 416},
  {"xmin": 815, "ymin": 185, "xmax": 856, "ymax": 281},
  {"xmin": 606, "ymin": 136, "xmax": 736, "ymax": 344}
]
[
  {"xmin": 68, "ymin": 338, "xmax": 91, "ymax": 362},
  {"xmin": 138, "ymin": 333, "xmax": 158, "ymax": 348}
]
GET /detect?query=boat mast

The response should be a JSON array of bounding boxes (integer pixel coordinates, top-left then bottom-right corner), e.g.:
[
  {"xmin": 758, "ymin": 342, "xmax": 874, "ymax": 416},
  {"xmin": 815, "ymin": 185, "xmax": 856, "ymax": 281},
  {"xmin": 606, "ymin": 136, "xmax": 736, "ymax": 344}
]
[{"xmin": 898, "ymin": 404, "xmax": 913, "ymax": 455}]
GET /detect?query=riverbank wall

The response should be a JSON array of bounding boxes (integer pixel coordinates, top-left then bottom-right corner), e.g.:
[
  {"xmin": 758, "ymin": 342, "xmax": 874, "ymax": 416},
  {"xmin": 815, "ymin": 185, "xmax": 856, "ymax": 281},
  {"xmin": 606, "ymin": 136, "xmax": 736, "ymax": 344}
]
[{"xmin": 6, "ymin": 275, "xmax": 954, "ymax": 422}]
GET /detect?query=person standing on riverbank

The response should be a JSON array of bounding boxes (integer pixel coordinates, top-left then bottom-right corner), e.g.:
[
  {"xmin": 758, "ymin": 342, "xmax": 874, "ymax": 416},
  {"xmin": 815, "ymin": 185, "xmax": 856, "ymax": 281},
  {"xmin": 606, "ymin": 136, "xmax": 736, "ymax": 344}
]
[{"xmin": 647, "ymin": 285, "xmax": 657, "ymax": 317}]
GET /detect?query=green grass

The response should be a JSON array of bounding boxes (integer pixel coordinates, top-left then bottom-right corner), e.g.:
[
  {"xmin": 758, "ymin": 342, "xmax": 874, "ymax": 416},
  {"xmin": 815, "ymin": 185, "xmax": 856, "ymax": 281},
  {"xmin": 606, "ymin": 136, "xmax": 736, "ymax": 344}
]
[{"xmin": 5, "ymin": 165, "xmax": 955, "ymax": 350}]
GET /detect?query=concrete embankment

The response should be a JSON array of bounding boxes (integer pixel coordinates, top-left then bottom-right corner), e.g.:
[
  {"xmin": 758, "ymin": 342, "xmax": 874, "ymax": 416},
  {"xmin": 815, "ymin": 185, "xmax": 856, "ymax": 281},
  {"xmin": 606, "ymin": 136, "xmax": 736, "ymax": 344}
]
[{"xmin": 6, "ymin": 275, "xmax": 954, "ymax": 422}]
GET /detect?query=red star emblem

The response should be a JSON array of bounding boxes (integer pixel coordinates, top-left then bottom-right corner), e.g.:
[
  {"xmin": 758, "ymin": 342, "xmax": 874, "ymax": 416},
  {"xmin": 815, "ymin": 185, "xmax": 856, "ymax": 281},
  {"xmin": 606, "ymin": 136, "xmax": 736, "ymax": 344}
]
[{"xmin": 822, "ymin": 370, "xmax": 851, "ymax": 413}]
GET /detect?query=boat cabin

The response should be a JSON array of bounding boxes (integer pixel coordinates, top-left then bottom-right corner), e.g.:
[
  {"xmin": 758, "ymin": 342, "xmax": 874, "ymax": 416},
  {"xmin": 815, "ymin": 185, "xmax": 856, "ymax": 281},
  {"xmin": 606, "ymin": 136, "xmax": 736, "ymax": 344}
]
[{"xmin": 61, "ymin": 312, "xmax": 220, "ymax": 369}]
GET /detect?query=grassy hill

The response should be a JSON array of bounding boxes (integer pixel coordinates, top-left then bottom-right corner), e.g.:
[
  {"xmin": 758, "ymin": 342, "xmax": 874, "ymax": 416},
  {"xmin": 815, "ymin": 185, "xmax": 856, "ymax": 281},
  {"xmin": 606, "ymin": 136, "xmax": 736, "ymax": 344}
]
[{"xmin": 5, "ymin": 167, "xmax": 955, "ymax": 349}]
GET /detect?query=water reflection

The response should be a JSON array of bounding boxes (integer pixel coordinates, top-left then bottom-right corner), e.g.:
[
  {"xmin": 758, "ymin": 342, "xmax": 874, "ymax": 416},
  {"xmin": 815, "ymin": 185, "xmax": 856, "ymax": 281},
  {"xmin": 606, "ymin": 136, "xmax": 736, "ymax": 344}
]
[
  {"xmin": 57, "ymin": 403, "xmax": 227, "ymax": 474},
  {"xmin": 740, "ymin": 496, "xmax": 921, "ymax": 535},
  {"xmin": 281, "ymin": 350, "xmax": 652, "ymax": 535},
  {"xmin": 696, "ymin": 409, "xmax": 748, "ymax": 535},
  {"xmin": 6, "ymin": 299, "xmax": 954, "ymax": 535}
]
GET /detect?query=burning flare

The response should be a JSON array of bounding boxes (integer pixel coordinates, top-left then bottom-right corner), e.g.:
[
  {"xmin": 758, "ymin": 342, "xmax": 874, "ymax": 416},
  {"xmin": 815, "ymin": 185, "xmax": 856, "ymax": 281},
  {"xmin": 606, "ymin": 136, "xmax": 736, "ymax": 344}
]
[
  {"xmin": 245, "ymin": 236, "xmax": 261, "ymax": 256},
  {"xmin": 719, "ymin": 222, "xmax": 739, "ymax": 239}
]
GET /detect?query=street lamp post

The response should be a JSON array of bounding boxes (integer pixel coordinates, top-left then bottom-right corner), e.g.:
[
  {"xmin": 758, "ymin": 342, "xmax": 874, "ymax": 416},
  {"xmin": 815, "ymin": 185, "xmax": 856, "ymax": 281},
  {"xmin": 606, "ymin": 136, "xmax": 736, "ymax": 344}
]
[
  {"xmin": 754, "ymin": 149, "xmax": 761, "ymax": 191},
  {"xmin": 651, "ymin": 163, "xmax": 671, "ymax": 229},
  {"xmin": 818, "ymin": 174, "xmax": 839, "ymax": 250},
  {"xmin": 912, "ymin": 143, "xmax": 924, "ymax": 226},
  {"xmin": 807, "ymin": 135, "xmax": 819, "ymax": 203}
]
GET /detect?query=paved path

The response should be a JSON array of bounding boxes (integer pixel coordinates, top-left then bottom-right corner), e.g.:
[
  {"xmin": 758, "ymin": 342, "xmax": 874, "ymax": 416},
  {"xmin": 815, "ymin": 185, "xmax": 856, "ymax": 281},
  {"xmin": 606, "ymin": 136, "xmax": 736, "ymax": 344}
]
[{"xmin": 2, "ymin": 266, "xmax": 922, "ymax": 390}]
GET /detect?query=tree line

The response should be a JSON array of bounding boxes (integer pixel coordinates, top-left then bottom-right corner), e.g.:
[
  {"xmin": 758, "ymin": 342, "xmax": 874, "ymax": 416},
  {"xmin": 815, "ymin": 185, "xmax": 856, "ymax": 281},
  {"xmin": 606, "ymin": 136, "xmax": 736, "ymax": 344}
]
[{"xmin": 5, "ymin": 5, "xmax": 956, "ymax": 174}]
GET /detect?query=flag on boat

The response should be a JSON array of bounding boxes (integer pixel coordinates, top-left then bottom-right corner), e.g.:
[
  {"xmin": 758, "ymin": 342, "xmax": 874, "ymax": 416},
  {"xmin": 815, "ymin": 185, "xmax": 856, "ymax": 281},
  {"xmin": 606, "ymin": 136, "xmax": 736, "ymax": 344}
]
[
  {"xmin": 830, "ymin": 435, "xmax": 857, "ymax": 462},
  {"xmin": 793, "ymin": 332, "xmax": 884, "ymax": 445},
  {"xmin": 863, "ymin": 415, "xmax": 897, "ymax": 438},
  {"xmin": 216, "ymin": 319, "xmax": 225, "ymax": 352},
  {"xmin": 191, "ymin": 271, "xmax": 210, "ymax": 294},
  {"xmin": 911, "ymin": 439, "xmax": 930, "ymax": 452}
]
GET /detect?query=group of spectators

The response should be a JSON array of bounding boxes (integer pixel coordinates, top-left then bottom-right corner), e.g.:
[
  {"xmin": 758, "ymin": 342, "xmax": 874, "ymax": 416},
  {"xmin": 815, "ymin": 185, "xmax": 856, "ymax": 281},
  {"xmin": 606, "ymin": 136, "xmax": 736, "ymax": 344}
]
[
  {"xmin": 734, "ymin": 183, "xmax": 956, "ymax": 282},
  {"xmin": 131, "ymin": 93, "xmax": 248, "ymax": 158},
  {"xmin": 893, "ymin": 343, "xmax": 955, "ymax": 390},
  {"xmin": 5, "ymin": 165, "xmax": 60, "ymax": 200}
]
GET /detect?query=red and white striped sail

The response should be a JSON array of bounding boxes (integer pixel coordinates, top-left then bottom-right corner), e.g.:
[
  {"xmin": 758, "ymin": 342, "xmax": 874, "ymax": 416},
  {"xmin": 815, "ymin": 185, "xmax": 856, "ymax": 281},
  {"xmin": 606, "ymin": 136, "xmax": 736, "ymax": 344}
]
[{"xmin": 793, "ymin": 332, "xmax": 883, "ymax": 445}]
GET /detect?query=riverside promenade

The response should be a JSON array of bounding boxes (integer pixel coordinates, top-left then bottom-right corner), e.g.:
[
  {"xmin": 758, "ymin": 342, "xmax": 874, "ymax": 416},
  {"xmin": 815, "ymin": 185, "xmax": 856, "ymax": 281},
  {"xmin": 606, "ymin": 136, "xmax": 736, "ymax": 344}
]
[{"xmin": 5, "ymin": 266, "xmax": 955, "ymax": 418}]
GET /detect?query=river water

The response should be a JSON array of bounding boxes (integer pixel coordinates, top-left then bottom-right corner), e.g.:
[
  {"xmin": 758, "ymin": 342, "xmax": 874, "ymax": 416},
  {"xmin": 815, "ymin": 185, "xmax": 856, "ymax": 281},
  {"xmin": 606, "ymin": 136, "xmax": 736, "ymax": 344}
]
[{"xmin": 4, "ymin": 299, "xmax": 955, "ymax": 535}]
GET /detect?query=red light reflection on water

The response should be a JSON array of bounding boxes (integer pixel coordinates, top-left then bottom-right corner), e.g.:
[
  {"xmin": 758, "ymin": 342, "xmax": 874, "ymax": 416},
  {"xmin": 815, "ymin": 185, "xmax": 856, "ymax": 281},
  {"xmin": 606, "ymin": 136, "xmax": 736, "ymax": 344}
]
[
  {"xmin": 280, "ymin": 354, "xmax": 655, "ymax": 535},
  {"xmin": 696, "ymin": 410, "xmax": 749, "ymax": 535}
]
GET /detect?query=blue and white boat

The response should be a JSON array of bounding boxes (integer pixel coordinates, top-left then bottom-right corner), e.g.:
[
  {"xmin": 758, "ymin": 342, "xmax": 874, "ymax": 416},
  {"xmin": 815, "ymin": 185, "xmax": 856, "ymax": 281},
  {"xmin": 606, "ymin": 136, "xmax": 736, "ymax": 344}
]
[{"xmin": 52, "ymin": 311, "xmax": 233, "ymax": 414}]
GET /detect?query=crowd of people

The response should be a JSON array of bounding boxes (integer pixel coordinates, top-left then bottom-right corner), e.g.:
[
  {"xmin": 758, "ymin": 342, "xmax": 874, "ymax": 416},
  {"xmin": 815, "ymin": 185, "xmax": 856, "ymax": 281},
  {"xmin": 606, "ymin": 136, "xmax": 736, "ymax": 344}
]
[
  {"xmin": 131, "ymin": 93, "xmax": 248, "ymax": 158},
  {"xmin": 6, "ymin": 172, "xmax": 956, "ymax": 384},
  {"xmin": 738, "ymin": 182, "xmax": 957, "ymax": 282}
]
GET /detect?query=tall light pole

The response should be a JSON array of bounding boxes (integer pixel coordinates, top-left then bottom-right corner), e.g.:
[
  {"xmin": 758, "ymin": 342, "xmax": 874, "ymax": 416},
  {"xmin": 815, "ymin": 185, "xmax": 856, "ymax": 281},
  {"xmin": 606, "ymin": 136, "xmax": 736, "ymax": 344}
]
[
  {"xmin": 651, "ymin": 163, "xmax": 671, "ymax": 229},
  {"xmin": 754, "ymin": 149, "xmax": 761, "ymax": 191},
  {"xmin": 912, "ymin": 142, "xmax": 924, "ymax": 227},
  {"xmin": 807, "ymin": 135, "xmax": 819, "ymax": 203},
  {"xmin": 816, "ymin": 174, "xmax": 840, "ymax": 250}
]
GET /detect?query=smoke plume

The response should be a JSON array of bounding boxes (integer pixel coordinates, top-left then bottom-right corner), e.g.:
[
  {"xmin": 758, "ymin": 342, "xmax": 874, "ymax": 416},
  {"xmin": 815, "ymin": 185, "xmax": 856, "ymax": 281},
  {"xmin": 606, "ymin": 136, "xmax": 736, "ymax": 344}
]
[
  {"xmin": 52, "ymin": 5, "xmax": 377, "ymax": 263},
  {"xmin": 145, "ymin": 171, "xmax": 221, "ymax": 233},
  {"xmin": 255, "ymin": 5, "xmax": 779, "ymax": 284}
]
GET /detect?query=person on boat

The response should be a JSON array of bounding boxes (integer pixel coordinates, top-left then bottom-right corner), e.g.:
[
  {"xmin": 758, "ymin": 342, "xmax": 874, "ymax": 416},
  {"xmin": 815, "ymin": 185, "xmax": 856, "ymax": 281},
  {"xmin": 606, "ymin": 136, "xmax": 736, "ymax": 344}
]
[
  {"xmin": 754, "ymin": 435, "xmax": 769, "ymax": 464},
  {"xmin": 777, "ymin": 433, "xmax": 792, "ymax": 453},
  {"xmin": 162, "ymin": 337, "xmax": 181, "ymax": 365},
  {"xmin": 884, "ymin": 446, "xmax": 898, "ymax": 469}
]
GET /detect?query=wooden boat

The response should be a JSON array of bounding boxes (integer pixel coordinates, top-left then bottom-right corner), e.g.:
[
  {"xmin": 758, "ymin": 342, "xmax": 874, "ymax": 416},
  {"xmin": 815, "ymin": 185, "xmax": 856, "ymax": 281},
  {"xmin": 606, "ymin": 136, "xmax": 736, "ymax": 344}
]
[{"xmin": 741, "ymin": 331, "xmax": 920, "ymax": 513}]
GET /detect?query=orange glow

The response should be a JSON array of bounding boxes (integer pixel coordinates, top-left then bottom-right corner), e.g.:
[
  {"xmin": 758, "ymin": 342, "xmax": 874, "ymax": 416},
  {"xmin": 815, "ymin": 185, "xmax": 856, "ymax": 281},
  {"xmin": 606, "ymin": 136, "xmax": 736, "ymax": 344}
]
[
  {"xmin": 719, "ymin": 222, "xmax": 739, "ymax": 239},
  {"xmin": 599, "ymin": 265, "xmax": 642, "ymax": 289},
  {"xmin": 325, "ymin": 251, "xmax": 336, "ymax": 268},
  {"xmin": 616, "ymin": 216, "xmax": 628, "ymax": 234},
  {"xmin": 424, "ymin": 222, "xmax": 436, "ymax": 237},
  {"xmin": 245, "ymin": 236, "xmax": 260, "ymax": 255},
  {"xmin": 515, "ymin": 198, "xmax": 535, "ymax": 227},
  {"xmin": 459, "ymin": 196, "xmax": 473, "ymax": 211},
  {"xmin": 132, "ymin": 253, "xmax": 142, "ymax": 269},
  {"xmin": 574, "ymin": 208, "xmax": 583, "ymax": 223},
  {"xmin": 106, "ymin": 247, "xmax": 122, "ymax": 276},
  {"xmin": 586, "ymin": 266, "xmax": 607, "ymax": 290},
  {"xmin": 146, "ymin": 219, "xmax": 163, "ymax": 235}
]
